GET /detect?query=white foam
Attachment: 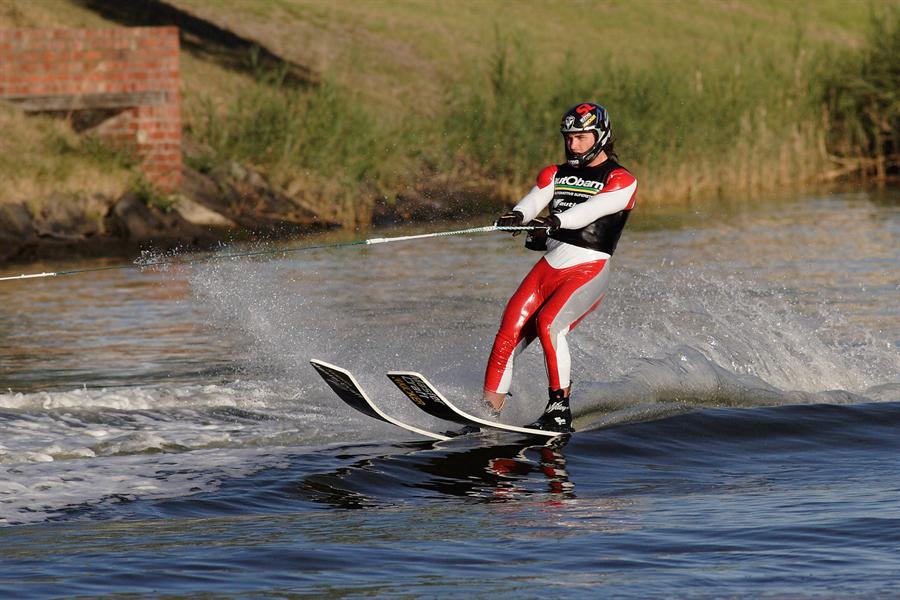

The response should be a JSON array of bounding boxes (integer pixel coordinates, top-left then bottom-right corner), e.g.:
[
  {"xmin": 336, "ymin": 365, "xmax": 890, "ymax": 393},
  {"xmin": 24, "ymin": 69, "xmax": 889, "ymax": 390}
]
[
  {"xmin": 0, "ymin": 447, "xmax": 290, "ymax": 525},
  {"xmin": 0, "ymin": 383, "xmax": 258, "ymax": 411},
  {"xmin": 0, "ymin": 378, "xmax": 389, "ymax": 524}
]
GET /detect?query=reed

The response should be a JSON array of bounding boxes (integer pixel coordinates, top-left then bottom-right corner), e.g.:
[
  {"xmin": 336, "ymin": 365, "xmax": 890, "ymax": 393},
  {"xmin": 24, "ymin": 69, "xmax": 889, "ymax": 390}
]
[
  {"xmin": 6, "ymin": 0, "xmax": 893, "ymax": 233},
  {"xmin": 821, "ymin": 9, "xmax": 900, "ymax": 180},
  {"xmin": 187, "ymin": 66, "xmax": 388, "ymax": 226},
  {"xmin": 183, "ymin": 6, "xmax": 898, "ymax": 225},
  {"xmin": 445, "ymin": 30, "xmax": 830, "ymax": 206}
]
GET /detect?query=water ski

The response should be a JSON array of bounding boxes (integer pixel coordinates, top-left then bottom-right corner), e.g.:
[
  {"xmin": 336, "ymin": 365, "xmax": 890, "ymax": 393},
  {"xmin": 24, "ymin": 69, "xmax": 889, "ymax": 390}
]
[
  {"xmin": 310, "ymin": 359, "xmax": 450, "ymax": 441},
  {"xmin": 386, "ymin": 371, "xmax": 566, "ymax": 439}
]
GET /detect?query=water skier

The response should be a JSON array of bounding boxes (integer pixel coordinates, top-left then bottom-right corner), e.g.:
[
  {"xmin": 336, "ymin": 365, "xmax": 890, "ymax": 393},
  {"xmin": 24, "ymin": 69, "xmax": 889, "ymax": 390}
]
[{"xmin": 485, "ymin": 102, "xmax": 637, "ymax": 432}]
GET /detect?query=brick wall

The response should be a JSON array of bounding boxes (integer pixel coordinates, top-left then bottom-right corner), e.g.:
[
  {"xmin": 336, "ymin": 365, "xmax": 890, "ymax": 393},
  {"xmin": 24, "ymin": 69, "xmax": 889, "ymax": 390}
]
[{"xmin": 0, "ymin": 27, "xmax": 182, "ymax": 191}]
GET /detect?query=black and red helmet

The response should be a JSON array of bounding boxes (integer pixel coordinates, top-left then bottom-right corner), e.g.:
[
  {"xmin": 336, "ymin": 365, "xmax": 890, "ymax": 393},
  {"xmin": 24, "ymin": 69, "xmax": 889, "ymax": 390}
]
[{"xmin": 560, "ymin": 102, "xmax": 612, "ymax": 167}]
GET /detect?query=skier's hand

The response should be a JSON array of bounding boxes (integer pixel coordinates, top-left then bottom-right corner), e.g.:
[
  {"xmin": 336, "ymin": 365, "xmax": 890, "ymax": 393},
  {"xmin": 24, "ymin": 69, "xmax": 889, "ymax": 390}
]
[
  {"xmin": 495, "ymin": 210, "xmax": 524, "ymax": 230},
  {"xmin": 529, "ymin": 214, "xmax": 561, "ymax": 233}
]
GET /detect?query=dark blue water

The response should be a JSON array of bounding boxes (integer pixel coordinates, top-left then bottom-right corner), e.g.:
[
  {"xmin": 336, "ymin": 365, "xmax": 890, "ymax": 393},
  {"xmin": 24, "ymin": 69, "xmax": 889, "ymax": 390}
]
[
  {"xmin": 4, "ymin": 402, "xmax": 900, "ymax": 597},
  {"xmin": 0, "ymin": 192, "xmax": 898, "ymax": 597}
]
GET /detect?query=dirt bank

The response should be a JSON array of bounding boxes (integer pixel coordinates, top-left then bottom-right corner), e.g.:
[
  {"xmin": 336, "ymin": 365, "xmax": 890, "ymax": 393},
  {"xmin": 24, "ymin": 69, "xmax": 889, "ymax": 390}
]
[
  {"xmin": 0, "ymin": 153, "xmax": 507, "ymax": 264},
  {"xmin": 0, "ymin": 159, "xmax": 330, "ymax": 263}
]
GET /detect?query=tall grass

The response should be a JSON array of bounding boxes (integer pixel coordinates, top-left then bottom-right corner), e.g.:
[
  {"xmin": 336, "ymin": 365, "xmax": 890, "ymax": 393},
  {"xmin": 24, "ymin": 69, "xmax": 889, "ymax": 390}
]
[
  {"xmin": 186, "ymin": 14, "xmax": 898, "ymax": 229},
  {"xmin": 444, "ymin": 32, "xmax": 556, "ymax": 185},
  {"xmin": 822, "ymin": 9, "xmax": 900, "ymax": 180},
  {"xmin": 446, "ymin": 29, "xmax": 828, "ymax": 205},
  {"xmin": 188, "ymin": 66, "xmax": 388, "ymax": 226}
]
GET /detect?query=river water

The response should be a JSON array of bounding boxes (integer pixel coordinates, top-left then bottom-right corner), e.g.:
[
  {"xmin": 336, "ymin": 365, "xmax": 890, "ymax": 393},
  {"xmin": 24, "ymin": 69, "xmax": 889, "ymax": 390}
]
[{"xmin": 0, "ymin": 190, "xmax": 898, "ymax": 597}]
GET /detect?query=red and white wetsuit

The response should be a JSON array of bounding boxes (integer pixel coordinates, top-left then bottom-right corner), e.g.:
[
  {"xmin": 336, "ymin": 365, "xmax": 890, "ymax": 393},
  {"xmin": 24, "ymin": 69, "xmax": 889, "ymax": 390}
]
[{"xmin": 484, "ymin": 159, "xmax": 637, "ymax": 395}]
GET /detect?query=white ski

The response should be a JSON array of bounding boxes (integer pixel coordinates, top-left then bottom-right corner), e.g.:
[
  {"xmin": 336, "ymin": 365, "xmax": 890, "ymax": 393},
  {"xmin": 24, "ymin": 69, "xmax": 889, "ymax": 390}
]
[
  {"xmin": 310, "ymin": 360, "xmax": 450, "ymax": 441},
  {"xmin": 386, "ymin": 371, "xmax": 564, "ymax": 438}
]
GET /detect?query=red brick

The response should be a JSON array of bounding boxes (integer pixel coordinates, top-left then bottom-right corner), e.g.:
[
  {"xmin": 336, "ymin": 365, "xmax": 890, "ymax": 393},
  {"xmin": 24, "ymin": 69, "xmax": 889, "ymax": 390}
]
[
  {"xmin": 6, "ymin": 26, "xmax": 183, "ymax": 184},
  {"xmin": 137, "ymin": 37, "xmax": 166, "ymax": 49}
]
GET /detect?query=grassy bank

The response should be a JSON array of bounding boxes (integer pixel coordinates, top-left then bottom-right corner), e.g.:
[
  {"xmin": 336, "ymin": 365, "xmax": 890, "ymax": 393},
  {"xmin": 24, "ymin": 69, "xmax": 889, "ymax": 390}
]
[
  {"xmin": 822, "ymin": 7, "xmax": 900, "ymax": 180},
  {"xmin": 2, "ymin": 0, "xmax": 897, "ymax": 232},
  {"xmin": 187, "ymin": 70, "xmax": 390, "ymax": 226},
  {"xmin": 443, "ymin": 35, "xmax": 824, "ymax": 202},
  {"xmin": 0, "ymin": 102, "xmax": 132, "ymax": 208},
  {"xmin": 0, "ymin": 0, "xmax": 142, "ymax": 216},
  {"xmin": 181, "ymin": 0, "xmax": 897, "ymax": 223}
]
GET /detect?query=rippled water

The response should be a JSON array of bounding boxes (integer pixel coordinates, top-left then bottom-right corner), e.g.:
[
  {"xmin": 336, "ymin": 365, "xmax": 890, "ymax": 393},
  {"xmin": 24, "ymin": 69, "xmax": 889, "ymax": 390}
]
[{"xmin": 0, "ymin": 190, "xmax": 898, "ymax": 597}]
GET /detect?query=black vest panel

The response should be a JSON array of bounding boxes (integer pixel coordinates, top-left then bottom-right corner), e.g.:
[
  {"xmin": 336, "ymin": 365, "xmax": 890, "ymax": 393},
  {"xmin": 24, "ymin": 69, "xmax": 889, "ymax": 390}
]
[{"xmin": 548, "ymin": 160, "xmax": 633, "ymax": 255}]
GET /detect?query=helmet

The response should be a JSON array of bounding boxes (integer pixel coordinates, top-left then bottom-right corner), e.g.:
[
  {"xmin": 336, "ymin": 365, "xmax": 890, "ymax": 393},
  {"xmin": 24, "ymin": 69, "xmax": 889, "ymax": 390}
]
[{"xmin": 560, "ymin": 103, "xmax": 612, "ymax": 168}]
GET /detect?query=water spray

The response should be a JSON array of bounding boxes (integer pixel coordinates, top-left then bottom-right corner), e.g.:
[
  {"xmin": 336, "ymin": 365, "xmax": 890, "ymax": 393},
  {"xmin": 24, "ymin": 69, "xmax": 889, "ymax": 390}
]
[{"xmin": 0, "ymin": 224, "xmax": 545, "ymax": 283}]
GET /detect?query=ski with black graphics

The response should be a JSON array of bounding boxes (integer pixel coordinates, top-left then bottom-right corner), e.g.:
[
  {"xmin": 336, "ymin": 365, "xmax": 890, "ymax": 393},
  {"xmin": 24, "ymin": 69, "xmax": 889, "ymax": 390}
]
[
  {"xmin": 310, "ymin": 360, "xmax": 450, "ymax": 441},
  {"xmin": 386, "ymin": 371, "xmax": 563, "ymax": 439}
]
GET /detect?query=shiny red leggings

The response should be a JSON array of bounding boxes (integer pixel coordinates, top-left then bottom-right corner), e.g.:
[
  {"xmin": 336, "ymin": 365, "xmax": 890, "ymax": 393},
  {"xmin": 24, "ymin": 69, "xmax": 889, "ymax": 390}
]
[{"xmin": 484, "ymin": 257, "xmax": 609, "ymax": 394}]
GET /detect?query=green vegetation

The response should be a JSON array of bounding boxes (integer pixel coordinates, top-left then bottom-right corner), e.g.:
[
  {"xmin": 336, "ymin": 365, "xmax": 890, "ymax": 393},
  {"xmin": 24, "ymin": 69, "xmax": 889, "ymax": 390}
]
[
  {"xmin": 0, "ymin": 102, "xmax": 131, "ymax": 206},
  {"xmin": 447, "ymin": 27, "xmax": 829, "ymax": 202},
  {"xmin": 130, "ymin": 175, "xmax": 177, "ymax": 213},
  {"xmin": 0, "ymin": 100, "xmax": 171, "ymax": 214},
  {"xmin": 822, "ymin": 8, "xmax": 900, "ymax": 180},
  {"xmin": 187, "ymin": 65, "xmax": 387, "ymax": 225},
  {"xmin": 190, "ymin": 1, "xmax": 898, "ymax": 222},
  {"xmin": 2, "ymin": 0, "xmax": 898, "ymax": 231},
  {"xmin": 174, "ymin": 0, "xmax": 876, "ymax": 115}
]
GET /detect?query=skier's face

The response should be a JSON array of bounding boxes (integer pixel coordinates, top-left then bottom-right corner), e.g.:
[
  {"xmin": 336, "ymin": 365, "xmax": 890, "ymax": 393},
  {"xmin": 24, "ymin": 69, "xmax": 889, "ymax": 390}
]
[{"xmin": 564, "ymin": 132, "xmax": 595, "ymax": 155}]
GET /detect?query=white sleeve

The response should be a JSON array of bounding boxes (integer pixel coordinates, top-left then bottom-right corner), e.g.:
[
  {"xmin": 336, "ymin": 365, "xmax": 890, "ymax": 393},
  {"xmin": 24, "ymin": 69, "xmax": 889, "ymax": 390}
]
[
  {"xmin": 555, "ymin": 179, "xmax": 637, "ymax": 230},
  {"xmin": 513, "ymin": 184, "xmax": 554, "ymax": 223}
]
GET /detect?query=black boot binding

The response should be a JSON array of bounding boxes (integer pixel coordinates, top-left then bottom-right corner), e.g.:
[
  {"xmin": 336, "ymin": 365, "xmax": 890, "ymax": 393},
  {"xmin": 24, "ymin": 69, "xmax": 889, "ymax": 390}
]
[{"xmin": 528, "ymin": 388, "xmax": 574, "ymax": 433}]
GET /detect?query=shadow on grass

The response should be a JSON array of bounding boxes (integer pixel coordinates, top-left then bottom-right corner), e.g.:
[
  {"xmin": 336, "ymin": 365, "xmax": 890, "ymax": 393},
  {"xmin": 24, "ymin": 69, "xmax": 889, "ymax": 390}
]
[{"xmin": 74, "ymin": 0, "xmax": 315, "ymax": 89}]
